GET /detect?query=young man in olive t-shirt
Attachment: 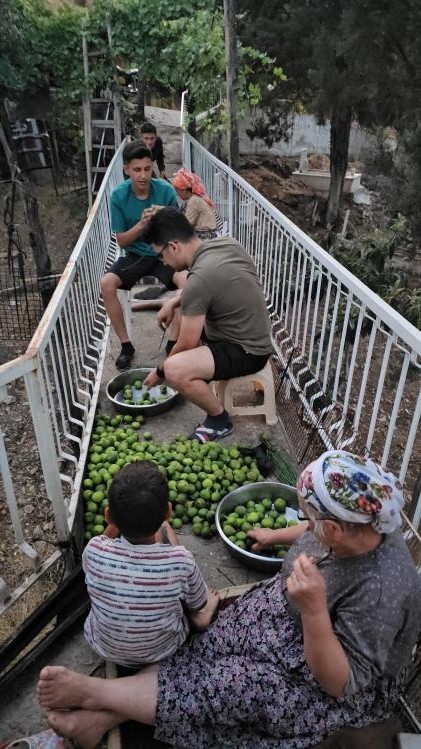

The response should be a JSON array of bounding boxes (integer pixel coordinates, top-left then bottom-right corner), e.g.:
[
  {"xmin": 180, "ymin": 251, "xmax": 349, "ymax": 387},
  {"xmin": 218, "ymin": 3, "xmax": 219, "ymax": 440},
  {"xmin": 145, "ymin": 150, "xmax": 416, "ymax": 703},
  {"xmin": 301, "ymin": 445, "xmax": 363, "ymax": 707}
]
[{"xmin": 143, "ymin": 208, "xmax": 273, "ymax": 441}]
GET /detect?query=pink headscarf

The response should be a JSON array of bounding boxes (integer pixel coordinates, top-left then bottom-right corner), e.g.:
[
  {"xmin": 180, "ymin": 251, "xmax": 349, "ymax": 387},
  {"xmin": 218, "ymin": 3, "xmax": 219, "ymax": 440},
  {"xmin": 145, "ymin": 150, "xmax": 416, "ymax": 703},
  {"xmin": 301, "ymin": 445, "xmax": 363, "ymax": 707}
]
[
  {"xmin": 297, "ymin": 450, "xmax": 404, "ymax": 534},
  {"xmin": 172, "ymin": 168, "xmax": 215, "ymax": 208}
]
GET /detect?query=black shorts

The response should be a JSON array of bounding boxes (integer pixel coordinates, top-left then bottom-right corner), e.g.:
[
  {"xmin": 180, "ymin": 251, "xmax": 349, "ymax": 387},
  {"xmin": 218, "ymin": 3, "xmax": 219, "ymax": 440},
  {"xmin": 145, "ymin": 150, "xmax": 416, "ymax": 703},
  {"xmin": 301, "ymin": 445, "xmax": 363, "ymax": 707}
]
[
  {"xmin": 107, "ymin": 253, "xmax": 176, "ymax": 291},
  {"xmin": 203, "ymin": 338, "xmax": 270, "ymax": 381}
]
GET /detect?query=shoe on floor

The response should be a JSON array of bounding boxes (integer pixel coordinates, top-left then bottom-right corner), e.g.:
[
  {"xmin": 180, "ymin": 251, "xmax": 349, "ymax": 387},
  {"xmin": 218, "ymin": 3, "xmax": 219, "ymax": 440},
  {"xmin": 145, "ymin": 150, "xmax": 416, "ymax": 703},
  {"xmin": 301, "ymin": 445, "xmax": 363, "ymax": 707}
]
[
  {"xmin": 115, "ymin": 346, "xmax": 134, "ymax": 370},
  {"xmin": 188, "ymin": 422, "xmax": 234, "ymax": 442},
  {"xmin": 4, "ymin": 729, "xmax": 64, "ymax": 749},
  {"xmin": 133, "ymin": 286, "xmax": 165, "ymax": 300}
]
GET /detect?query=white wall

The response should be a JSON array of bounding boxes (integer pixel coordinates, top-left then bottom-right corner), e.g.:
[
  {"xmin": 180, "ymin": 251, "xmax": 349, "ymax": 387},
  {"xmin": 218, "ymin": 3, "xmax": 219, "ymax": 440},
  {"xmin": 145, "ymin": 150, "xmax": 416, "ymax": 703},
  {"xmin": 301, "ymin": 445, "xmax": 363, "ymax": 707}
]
[{"xmin": 237, "ymin": 112, "xmax": 376, "ymax": 160}]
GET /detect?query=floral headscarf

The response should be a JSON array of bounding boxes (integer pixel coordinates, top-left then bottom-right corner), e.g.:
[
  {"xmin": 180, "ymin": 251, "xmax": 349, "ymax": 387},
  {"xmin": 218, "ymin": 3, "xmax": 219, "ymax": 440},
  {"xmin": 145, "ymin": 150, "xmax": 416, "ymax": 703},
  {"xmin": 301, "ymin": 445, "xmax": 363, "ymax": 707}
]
[
  {"xmin": 172, "ymin": 168, "xmax": 215, "ymax": 207},
  {"xmin": 297, "ymin": 450, "xmax": 404, "ymax": 534}
]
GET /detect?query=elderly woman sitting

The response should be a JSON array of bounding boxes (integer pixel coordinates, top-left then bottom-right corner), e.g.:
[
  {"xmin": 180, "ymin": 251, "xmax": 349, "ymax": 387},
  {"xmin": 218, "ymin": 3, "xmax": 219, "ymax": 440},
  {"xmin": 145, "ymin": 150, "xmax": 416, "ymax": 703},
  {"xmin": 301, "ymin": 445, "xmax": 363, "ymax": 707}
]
[
  {"xmin": 172, "ymin": 168, "xmax": 219, "ymax": 239},
  {"xmin": 38, "ymin": 451, "xmax": 421, "ymax": 749}
]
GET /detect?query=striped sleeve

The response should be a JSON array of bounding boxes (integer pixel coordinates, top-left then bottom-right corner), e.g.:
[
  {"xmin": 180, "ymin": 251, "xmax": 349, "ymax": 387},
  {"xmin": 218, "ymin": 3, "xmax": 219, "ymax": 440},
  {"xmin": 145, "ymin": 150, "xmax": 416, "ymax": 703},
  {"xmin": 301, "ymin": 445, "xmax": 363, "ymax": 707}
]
[{"xmin": 182, "ymin": 554, "xmax": 208, "ymax": 612}]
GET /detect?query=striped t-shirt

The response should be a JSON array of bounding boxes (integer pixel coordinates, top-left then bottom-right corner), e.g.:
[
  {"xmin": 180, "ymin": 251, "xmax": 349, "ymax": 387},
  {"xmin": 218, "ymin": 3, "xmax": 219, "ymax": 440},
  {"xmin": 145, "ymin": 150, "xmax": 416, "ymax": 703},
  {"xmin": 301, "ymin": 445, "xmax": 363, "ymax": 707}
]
[{"xmin": 82, "ymin": 535, "xmax": 208, "ymax": 668}]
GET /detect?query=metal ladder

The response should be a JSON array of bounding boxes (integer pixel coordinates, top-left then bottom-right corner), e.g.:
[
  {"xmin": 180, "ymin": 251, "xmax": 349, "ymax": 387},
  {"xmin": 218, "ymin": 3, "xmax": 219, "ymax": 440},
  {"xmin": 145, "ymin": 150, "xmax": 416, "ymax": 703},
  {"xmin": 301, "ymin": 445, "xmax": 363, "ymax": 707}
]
[{"xmin": 81, "ymin": 21, "xmax": 122, "ymax": 207}]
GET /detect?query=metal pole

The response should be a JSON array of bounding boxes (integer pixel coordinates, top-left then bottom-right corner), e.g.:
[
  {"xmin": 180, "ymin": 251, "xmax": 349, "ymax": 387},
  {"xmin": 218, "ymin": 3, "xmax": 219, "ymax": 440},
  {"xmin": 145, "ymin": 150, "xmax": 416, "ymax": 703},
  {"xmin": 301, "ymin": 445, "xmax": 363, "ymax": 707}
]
[
  {"xmin": 24, "ymin": 367, "xmax": 70, "ymax": 541},
  {"xmin": 106, "ymin": 16, "xmax": 122, "ymax": 149},
  {"xmin": 0, "ymin": 431, "xmax": 41, "ymax": 568},
  {"xmin": 82, "ymin": 27, "xmax": 93, "ymax": 209},
  {"xmin": 223, "ymin": 0, "xmax": 240, "ymax": 170}
]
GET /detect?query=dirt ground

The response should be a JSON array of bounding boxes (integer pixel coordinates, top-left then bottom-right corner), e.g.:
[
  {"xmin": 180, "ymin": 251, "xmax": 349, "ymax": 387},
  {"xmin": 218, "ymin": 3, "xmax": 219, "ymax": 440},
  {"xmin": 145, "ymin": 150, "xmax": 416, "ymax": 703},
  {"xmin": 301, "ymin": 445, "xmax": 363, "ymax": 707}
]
[
  {"xmin": 239, "ymin": 153, "xmax": 389, "ymax": 244},
  {"xmin": 0, "ymin": 176, "xmax": 88, "ymax": 364},
  {"xmin": 0, "ymin": 175, "xmax": 89, "ymax": 640},
  {"xmin": 0, "ymin": 177, "xmax": 88, "ymax": 276}
]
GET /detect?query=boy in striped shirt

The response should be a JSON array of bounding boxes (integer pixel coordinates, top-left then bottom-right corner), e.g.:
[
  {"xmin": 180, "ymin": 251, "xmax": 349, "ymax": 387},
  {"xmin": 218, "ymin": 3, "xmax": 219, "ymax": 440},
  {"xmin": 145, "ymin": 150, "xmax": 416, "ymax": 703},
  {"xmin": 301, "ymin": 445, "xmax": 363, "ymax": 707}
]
[{"xmin": 82, "ymin": 461, "xmax": 219, "ymax": 668}]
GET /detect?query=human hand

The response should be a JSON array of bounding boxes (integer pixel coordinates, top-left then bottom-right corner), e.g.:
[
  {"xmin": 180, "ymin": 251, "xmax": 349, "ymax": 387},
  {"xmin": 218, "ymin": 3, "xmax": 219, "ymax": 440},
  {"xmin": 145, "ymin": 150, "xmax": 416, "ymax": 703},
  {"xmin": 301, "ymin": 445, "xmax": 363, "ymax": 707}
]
[
  {"xmin": 286, "ymin": 553, "xmax": 327, "ymax": 616},
  {"xmin": 140, "ymin": 205, "xmax": 161, "ymax": 227},
  {"xmin": 157, "ymin": 300, "xmax": 175, "ymax": 330},
  {"xmin": 247, "ymin": 527, "xmax": 276, "ymax": 551},
  {"xmin": 144, "ymin": 368, "xmax": 163, "ymax": 388}
]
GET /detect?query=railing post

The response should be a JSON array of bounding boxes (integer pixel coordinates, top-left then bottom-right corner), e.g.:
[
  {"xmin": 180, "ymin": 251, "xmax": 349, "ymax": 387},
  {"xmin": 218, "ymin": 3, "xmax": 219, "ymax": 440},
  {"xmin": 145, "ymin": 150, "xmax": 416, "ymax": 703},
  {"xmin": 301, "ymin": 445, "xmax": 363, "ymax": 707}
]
[
  {"xmin": 184, "ymin": 135, "xmax": 192, "ymax": 173},
  {"xmin": 24, "ymin": 367, "xmax": 70, "ymax": 541},
  {"xmin": 227, "ymin": 175, "xmax": 234, "ymax": 236},
  {"xmin": 180, "ymin": 92, "xmax": 192, "ymax": 173},
  {"xmin": 0, "ymin": 431, "xmax": 41, "ymax": 569}
]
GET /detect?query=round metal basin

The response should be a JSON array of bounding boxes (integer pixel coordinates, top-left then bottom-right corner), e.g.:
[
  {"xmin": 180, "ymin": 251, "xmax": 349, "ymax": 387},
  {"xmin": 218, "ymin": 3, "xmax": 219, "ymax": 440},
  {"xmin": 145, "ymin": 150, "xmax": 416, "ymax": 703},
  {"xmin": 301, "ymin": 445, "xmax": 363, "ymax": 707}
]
[
  {"xmin": 106, "ymin": 367, "xmax": 179, "ymax": 417},
  {"xmin": 216, "ymin": 482, "xmax": 299, "ymax": 573}
]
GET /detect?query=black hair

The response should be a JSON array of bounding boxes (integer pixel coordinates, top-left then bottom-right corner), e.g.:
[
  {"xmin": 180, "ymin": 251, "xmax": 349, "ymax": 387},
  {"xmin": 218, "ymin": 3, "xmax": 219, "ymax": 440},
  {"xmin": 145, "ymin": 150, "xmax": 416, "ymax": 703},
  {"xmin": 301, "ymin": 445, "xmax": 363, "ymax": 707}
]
[
  {"xmin": 143, "ymin": 207, "xmax": 196, "ymax": 245},
  {"xmin": 122, "ymin": 140, "xmax": 153, "ymax": 164},
  {"xmin": 140, "ymin": 122, "xmax": 157, "ymax": 135},
  {"xmin": 108, "ymin": 461, "xmax": 169, "ymax": 538}
]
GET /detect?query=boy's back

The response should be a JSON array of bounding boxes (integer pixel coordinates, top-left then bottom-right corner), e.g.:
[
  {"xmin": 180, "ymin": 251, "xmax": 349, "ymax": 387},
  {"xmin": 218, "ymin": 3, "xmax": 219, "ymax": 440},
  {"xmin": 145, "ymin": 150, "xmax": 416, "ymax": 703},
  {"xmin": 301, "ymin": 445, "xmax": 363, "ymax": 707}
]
[{"xmin": 83, "ymin": 534, "xmax": 208, "ymax": 668}]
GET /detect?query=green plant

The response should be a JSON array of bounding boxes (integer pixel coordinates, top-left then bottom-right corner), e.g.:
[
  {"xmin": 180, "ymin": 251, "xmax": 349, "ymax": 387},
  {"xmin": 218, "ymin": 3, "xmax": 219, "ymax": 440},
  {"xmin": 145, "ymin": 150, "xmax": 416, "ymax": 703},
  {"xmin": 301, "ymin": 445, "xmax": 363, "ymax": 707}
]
[
  {"xmin": 403, "ymin": 289, "xmax": 421, "ymax": 330},
  {"xmin": 331, "ymin": 217, "xmax": 420, "ymax": 331}
]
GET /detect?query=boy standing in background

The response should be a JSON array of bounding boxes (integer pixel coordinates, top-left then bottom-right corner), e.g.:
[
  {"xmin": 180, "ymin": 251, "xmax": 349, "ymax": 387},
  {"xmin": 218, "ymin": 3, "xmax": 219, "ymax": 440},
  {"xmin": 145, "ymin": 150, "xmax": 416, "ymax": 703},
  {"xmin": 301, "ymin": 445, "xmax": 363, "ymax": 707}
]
[{"xmin": 139, "ymin": 122, "xmax": 167, "ymax": 180}]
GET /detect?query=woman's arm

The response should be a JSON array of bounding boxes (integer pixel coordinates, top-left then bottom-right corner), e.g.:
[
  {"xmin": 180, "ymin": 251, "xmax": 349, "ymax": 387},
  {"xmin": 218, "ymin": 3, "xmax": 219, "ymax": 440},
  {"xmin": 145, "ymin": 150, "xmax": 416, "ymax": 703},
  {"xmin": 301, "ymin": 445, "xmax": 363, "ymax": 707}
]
[
  {"xmin": 287, "ymin": 554, "xmax": 350, "ymax": 697},
  {"xmin": 247, "ymin": 521, "xmax": 308, "ymax": 551}
]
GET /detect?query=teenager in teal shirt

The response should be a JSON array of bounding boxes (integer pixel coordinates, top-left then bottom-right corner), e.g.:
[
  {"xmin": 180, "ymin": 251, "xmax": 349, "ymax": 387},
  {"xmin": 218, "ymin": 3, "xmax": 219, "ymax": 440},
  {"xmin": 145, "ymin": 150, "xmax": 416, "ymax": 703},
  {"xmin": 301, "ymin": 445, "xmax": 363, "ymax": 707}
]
[{"xmin": 101, "ymin": 142, "xmax": 185, "ymax": 370}]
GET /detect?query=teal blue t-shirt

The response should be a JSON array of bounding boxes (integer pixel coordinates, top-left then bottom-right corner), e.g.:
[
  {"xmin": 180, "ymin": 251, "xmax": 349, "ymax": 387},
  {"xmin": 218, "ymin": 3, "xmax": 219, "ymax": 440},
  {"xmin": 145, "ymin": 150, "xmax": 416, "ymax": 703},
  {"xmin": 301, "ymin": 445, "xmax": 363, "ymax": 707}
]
[{"xmin": 110, "ymin": 178, "xmax": 178, "ymax": 257}]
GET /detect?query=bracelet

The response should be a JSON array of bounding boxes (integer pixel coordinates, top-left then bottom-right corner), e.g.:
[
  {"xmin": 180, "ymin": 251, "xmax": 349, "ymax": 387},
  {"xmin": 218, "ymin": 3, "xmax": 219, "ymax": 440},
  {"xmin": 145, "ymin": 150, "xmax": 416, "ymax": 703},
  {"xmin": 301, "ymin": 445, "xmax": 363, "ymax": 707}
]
[{"xmin": 156, "ymin": 364, "xmax": 165, "ymax": 379}]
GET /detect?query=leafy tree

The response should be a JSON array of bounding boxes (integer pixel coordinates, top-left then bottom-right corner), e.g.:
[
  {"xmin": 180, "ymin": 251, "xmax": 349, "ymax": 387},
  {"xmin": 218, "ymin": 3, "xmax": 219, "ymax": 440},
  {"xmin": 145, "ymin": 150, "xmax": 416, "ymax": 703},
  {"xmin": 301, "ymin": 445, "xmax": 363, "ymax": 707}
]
[
  {"xmin": 93, "ymin": 0, "xmax": 283, "ymax": 122},
  {"xmin": 0, "ymin": 0, "xmax": 50, "ymax": 140},
  {"xmin": 238, "ymin": 0, "xmax": 421, "ymax": 229},
  {"xmin": 0, "ymin": 0, "xmax": 46, "ymax": 98},
  {"xmin": 1, "ymin": 0, "xmax": 87, "ymax": 155},
  {"xmin": 91, "ymin": 0, "xmax": 225, "ymax": 118},
  {"xmin": 1, "ymin": 0, "xmax": 285, "ymax": 166},
  {"xmin": 37, "ymin": 5, "xmax": 87, "ymax": 150}
]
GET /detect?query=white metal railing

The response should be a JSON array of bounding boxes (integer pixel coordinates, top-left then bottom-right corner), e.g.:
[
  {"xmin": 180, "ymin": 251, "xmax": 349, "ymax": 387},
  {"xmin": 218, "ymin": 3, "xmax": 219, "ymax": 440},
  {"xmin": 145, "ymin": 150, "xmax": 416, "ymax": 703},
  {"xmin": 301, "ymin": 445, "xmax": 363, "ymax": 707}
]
[
  {"xmin": 0, "ymin": 141, "xmax": 126, "ymax": 612},
  {"xmin": 183, "ymin": 133, "xmax": 421, "ymax": 526}
]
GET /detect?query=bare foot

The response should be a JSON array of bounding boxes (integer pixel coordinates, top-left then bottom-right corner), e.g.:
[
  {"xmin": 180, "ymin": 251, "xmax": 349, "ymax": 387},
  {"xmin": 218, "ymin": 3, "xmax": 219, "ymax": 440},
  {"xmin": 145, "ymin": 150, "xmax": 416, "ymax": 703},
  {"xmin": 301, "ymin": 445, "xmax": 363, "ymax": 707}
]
[
  {"xmin": 47, "ymin": 708, "xmax": 117, "ymax": 749},
  {"xmin": 38, "ymin": 666, "xmax": 101, "ymax": 711},
  {"xmin": 190, "ymin": 588, "xmax": 220, "ymax": 631},
  {"xmin": 131, "ymin": 299, "xmax": 165, "ymax": 311}
]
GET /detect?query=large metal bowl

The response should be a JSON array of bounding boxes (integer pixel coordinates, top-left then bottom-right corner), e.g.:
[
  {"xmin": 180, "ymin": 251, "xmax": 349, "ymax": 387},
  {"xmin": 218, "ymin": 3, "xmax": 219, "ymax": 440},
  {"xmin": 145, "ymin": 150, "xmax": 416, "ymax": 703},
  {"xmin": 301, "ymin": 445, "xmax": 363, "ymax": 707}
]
[
  {"xmin": 216, "ymin": 482, "xmax": 299, "ymax": 573},
  {"xmin": 106, "ymin": 367, "xmax": 179, "ymax": 417}
]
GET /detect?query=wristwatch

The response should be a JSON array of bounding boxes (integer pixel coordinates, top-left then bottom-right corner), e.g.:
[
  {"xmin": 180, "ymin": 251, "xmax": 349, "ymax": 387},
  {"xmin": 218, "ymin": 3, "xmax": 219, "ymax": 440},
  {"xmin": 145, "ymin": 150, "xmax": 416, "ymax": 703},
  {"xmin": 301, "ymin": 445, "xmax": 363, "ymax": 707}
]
[{"xmin": 156, "ymin": 364, "xmax": 165, "ymax": 379}]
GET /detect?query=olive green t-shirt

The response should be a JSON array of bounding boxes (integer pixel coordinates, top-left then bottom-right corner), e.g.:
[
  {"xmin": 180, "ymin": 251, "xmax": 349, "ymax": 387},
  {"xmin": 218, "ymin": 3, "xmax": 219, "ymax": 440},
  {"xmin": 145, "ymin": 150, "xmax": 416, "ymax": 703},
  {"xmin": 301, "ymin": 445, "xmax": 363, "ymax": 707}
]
[{"xmin": 181, "ymin": 237, "xmax": 273, "ymax": 356}]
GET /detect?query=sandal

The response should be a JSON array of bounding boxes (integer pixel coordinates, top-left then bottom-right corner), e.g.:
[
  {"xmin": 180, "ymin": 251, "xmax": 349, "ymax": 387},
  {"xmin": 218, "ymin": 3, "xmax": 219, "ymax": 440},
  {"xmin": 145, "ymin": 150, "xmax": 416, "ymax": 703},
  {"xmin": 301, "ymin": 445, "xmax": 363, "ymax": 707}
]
[
  {"xmin": 4, "ymin": 729, "xmax": 67, "ymax": 749},
  {"xmin": 188, "ymin": 423, "xmax": 234, "ymax": 442}
]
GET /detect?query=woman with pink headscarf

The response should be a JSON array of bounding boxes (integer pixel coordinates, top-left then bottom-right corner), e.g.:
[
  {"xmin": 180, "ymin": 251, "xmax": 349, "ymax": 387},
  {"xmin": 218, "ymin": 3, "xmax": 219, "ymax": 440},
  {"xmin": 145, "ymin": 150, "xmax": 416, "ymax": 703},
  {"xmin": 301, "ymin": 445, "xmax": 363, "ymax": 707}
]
[
  {"xmin": 172, "ymin": 168, "xmax": 219, "ymax": 239},
  {"xmin": 38, "ymin": 451, "xmax": 421, "ymax": 749}
]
